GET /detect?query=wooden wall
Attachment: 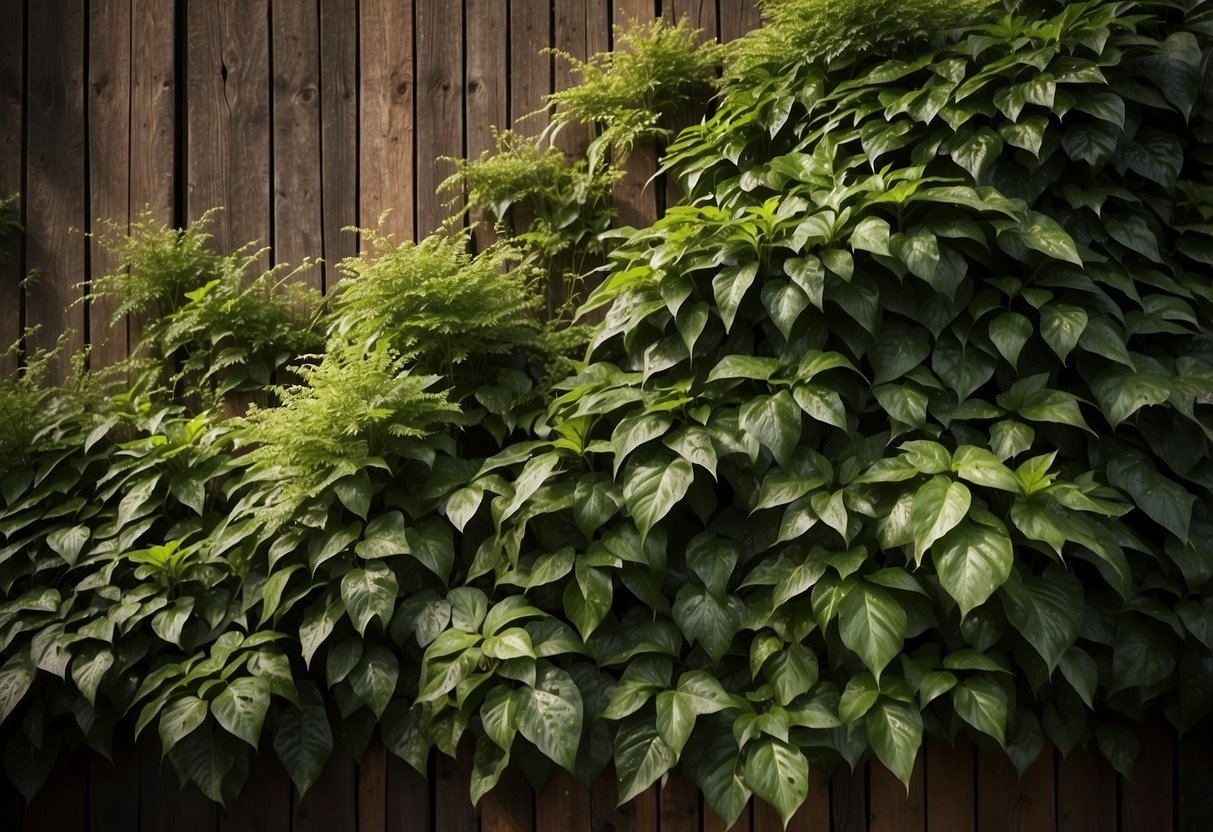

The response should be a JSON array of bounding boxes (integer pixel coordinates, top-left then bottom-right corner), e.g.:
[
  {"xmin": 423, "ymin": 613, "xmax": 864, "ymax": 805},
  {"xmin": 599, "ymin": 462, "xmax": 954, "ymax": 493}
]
[
  {"xmin": 0, "ymin": 0, "xmax": 764, "ymax": 379},
  {"xmin": 3, "ymin": 727, "xmax": 1213, "ymax": 831}
]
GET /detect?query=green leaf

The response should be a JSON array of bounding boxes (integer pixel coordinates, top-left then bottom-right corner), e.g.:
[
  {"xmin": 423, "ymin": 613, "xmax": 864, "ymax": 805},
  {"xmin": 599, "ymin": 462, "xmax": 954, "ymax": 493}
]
[
  {"xmin": 572, "ymin": 475, "xmax": 621, "ymax": 539},
  {"xmin": 765, "ymin": 643, "xmax": 819, "ymax": 707},
  {"xmin": 839, "ymin": 672, "xmax": 879, "ymax": 724},
  {"xmin": 989, "ymin": 420, "xmax": 1034, "ymax": 461},
  {"xmin": 850, "ymin": 216, "xmax": 891, "ymax": 255},
  {"xmin": 740, "ymin": 391, "xmax": 802, "ymax": 468},
  {"xmin": 611, "ymin": 412, "xmax": 673, "ymax": 476},
  {"xmin": 47, "ymin": 524, "xmax": 89, "ymax": 567},
  {"xmin": 213, "ymin": 677, "xmax": 271, "ymax": 748},
  {"xmin": 1012, "ymin": 212, "xmax": 1082, "ymax": 265},
  {"xmin": 1063, "ymin": 122, "xmax": 1121, "ymax": 166},
  {"xmin": 866, "ymin": 698, "xmax": 923, "ymax": 787},
  {"xmin": 952, "ymin": 446, "xmax": 1020, "ymax": 493},
  {"xmin": 691, "ymin": 724, "xmax": 751, "ymax": 828},
  {"xmin": 159, "ymin": 695, "xmax": 208, "ymax": 756},
  {"xmin": 1096, "ymin": 725, "xmax": 1140, "ymax": 780},
  {"xmin": 481, "ymin": 685, "xmax": 522, "ymax": 750},
  {"xmin": 951, "ymin": 676, "xmax": 1007, "ymax": 745},
  {"xmin": 356, "ymin": 511, "xmax": 410, "ymax": 558},
  {"xmin": 1091, "ymin": 370, "xmax": 1170, "ymax": 428},
  {"xmin": 1000, "ymin": 569, "xmax": 1083, "ymax": 671},
  {"xmin": 563, "ymin": 563, "xmax": 612, "ymax": 641},
  {"xmin": 405, "ymin": 519, "xmax": 456, "ymax": 583},
  {"xmin": 615, "ymin": 713, "xmax": 677, "ymax": 803},
  {"xmin": 349, "ymin": 645, "xmax": 399, "ymax": 718},
  {"xmin": 334, "ymin": 471, "xmax": 373, "ymax": 519},
  {"xmin": 784, "ymin": 257, "xmax": 825, "ymax": 309},
  {"xmin": 951, "ymin": 127, "xmax": 1003, "ymax": 179},
  {"xmin": 873, "ymin": 384, "xmax": 928, "ymax": 428},
  {"xmin": 623, "ymin": 454, "xmax": 693, "ymax": 540},
  {"xmin": 911, "ymin": 476, "xmax": 972, "ymax": 563},
  {"xmin": 518, "ymin": 664, "xmax": 583, "ymax": 771},
  {"xmin": 470, "ymin": 733, "xmax": 510, "ymax": 806},
  {"xmin": 686, "ymin": 532, "xmax": 740, "ymax": 597},
  {"xmin": 742, "ymin": 738, "xmax": 808, "ymax": 828},
  {"xmin": 935, "ymin": 519, "xmax": 1014, "ymax": 617},
  {"xmin": 70, "ymin": 645, "xmax": 114, "ymax": 705},
  {"xmin": 793, "ymin": 383, "xmax": 848, "ymax": 430},
  {"xmin": 890, "ymin": 231, "xmax": 940, "ymax": 284},
  {"xmin": 838, "ymin": 581, "xmax": 906, "ymax": 680},
  {"xmin": 1106, "ymin": 450, "xmax": 1194, "ymax": 542},
  {"xmin": 713, "ymin": 263, "xmax": 759, "ymax": 333},
  {"xmin": 0, "ymin": 651, "xmax": 35, "ymax": 724},
  {"xmin": 673, "ymin": 585, "xmax": 743, "ymax": 664},
  {"xmin": 340, "ymin": 562, "xmax": 399, "ymax": 635},
  {"xmin": 1039, "ymin": 304, "xmax": 1087, "ymax": 363},
  {"xmin": 655, "ymin": 690, "xmax": 696, "ymax": 757},
  {"xmin": 273, "ymin": 684, "xmax": 333, "ymax": 796},
  {"xmin": 988, "ymin": 312, "xmax": 1032, "ymax": 369},
  {"xmin": 763, "ymin": 281, "xmax": 810, "ymax": 341}
]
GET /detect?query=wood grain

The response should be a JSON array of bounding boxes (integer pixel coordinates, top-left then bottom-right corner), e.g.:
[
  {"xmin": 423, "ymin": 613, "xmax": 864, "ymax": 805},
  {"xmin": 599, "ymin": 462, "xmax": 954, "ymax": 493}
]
[
  {"xmin": 0, "ymin": 0, "xmax": 23, "ymax": 375},
  {"xmin": 130, "ymin": 0, "xmax": 177, "ymax": 224},
  {"xmin": 385, "ymin": 752, "xmax": 431, "ymax": 832},
  {"xmin": 1124, "ymin": 728, "xmax": 1175, "ymax": 832},
  {"xmin": 25, "ymin": 0, "xmax": 87, "ymax": 381},
  {"xmin": 483, "ymin": 763, "xmax": 536, "ymax": 832},
  {"xmin": 1057, "ymin": 746, "xmax": 1116, "ymax": 832},
  {"xmin": 415, "ymin": 0, "xmax": 464, "ymax": 237},
  {"xmin": 435, "ymin": 745, "xmax": 478, "ymax": 832},
  {"xmin": 293, "ymin": 751, "xmax": 357, "ymax": 832},
  {"xmin": 509, "ymin": 0, "xmax": 551, "ymax": 136},
  {"xmin": 186, "ymin": 0, "xmax": 271, "ymax": 268},
  {"xmin": 318, "ymin": 0, "xmax": 358, "ymax": 287},
  {"xmin": 611, "ymin": 0, "xmax": 659, "ymax": 232},
  {"xmin": 831, "ymin": 762, "xmax": 869, "ymax": 832},
  {"xmin": 535, "ymin": 766, "xmax": 592, "ymax": 832},
  {"xmin": 272, "ymin": 0, "xmax": 323, "ymax": 286},
  {"xmin": 926, "ymin": 736, "xmax": 975, "ymax": 831},
  {"xmin": 977, "ymin": 747, "xmax": 1057, "ymax": 832},
  {"xmin": 718, "ymin": 0, "xmax": 764, "ymax": 43},
  {"xmin": 360, "ymin": 0, "xmax": 414, "ymax": 242},
  {"xmin": 219, "ymin": 747, "xmax": 292, "ymax": 832},
  {"xmin": 358, "ymin": 740, "xmax": 387, "ymax": 832},
  {"xmin": 590, "ymin": 767, "xmax": 658, "ymax": 832},
  {"xmin": 660, "ymin": 773, "xmax": 701, "ymax": 832},
  {"xmin": 87, "ymin": 0, "xmax": 132, "ymax": 368},
  {"xmin": 465, "ymin": 0, "xmax": 508, "ymax": 252},
  {"xmin": 869, "ymin": 757, "xmax": 925, "ymax": 832}
]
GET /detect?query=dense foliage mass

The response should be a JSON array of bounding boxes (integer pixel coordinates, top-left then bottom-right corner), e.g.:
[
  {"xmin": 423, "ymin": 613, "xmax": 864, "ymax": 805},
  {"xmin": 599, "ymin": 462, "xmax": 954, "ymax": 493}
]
[{"xmin": 3, "ymin": 1, "xmax": 1213, "ymax": 826}]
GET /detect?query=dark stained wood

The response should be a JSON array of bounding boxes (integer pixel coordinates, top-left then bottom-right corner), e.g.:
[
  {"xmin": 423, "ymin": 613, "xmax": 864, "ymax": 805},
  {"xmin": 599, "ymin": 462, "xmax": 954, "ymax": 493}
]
[
  {"xmin": 977, "ymin": 748, "xmax": 1057, "ymax": 832},
  {"xmin": 660, "ymin": 773, "xmax": 700, "ymax": 832},
  {"xmin": 1124, "ymin": 729, "xmax": 1174, "ymax": 832},
  {"xmin": 318, "ymin": 0, "xmax": 358, "ymax": 287},
  {"xmin": 25, "ymin": 0, "xmax": 87, "ymax": 381},
  {"xmin": 139, "ymin": 741, "xmax": 219, "ymax": 832},
  {"xmin": 718, "ymin": 0, "xmax": 763, "ymax": 43},
  {"xmin": 1179, "ymin": 724, "xmax": 1213, "ymax": 832},
  {"xmin": 293, "ymin": 751, "xmax": 357, "ymax": 832},
  {"xmin": 87, "ymin": 0, "xmax": 132, "ymax": 369},
  {"xmin": 591, "ymin": 771, "xmax": 658, "ymax": 832},
  {"xmin": 436, "ymin": 745, "xmax": 479, "ymax": 832},
  {"xmin": 22, "ymin": 750, "xmax": 87, "ymax": 832},
  {"xmin": 360, "ymin": 0, "xmax": 414, "ymax": 242},
  {"xmin": 509, "ymin": 0, "xmax": 551, "ymax": 136},
  {"xmin": 705, "ymin": 803, "xmax": 752, "ymax": 832},
  {"xmin": 870, "ymin": 758, "xmax": 925, "ymax": 832},
  {"xmin": 611, "ymin": 0, "xmax": 660, "ymax": 232},
  {"xmin": 1057, "ymin": 746, "xmax": 1116, "ymax": 832},
  {"xmin": 831, "ymin": 763, "xmax": 868, "ymax": 832},
  {"xmin": 483, "ymin": 763, "xmax": 536, "ymax": 832},
  {"xmin": 272, "ymin": 0, "xmax": 323, "ymax": 286},
  {"xmin": 926, "ymin": 736, "xmax": 975, "ymax": 831},
  {"xmin": 750, "ymin": 764, "xmax": 828, "ymax": 831},
  {"xmin": 130, "ymin": 0, "xmax": 177, "ymax": 223},
  {"xmin": 0, "ymin": 0, "xmax": 22, "ymax": 375},
  {"xmin": 465, "ymin": 0, "xmax": 508, "ymax": 252},
  {"xmin": 552, "ymin": 0, "xmax": 611, "ymax": 160},
  {"xmin": 535, "ymin": 766, "xmax": 592, "ymax": 832},
  {"xmin": 358, "ymin": 739, "xmax": 387, "ymax": 832},
  {"xmin": 385, "ymin": 752, "xmax": 431, "ymax": 832},
  {"xmin": 88, "ymin": 736, "xmax": 141, "ymax": 832},
  {"xmin": 187, "ymin": 0, "xmax": 271, "ymax": 266},
  {"xmin": 415, "ymin": 0, "xmax": 464, "ymax": 237},
  {"xmin": 219, "ymin": 747, "xmax": 292, "ymax": 832}
]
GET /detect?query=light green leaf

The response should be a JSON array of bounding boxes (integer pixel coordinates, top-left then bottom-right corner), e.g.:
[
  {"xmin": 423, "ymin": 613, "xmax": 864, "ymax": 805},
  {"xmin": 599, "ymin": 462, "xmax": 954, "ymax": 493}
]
[
  {"xmin": 623, "ymin": 455, "xmax": 694, "ymax": 540},
  {"xmin": 1039, "ymin": 304, "xmax": 1087, "ymax": 363},
  {"xmin": 866, "ymin": 698, "xmax": 923, "ymax": 787},
  {"xmin": 655, "ymin": 690, "xmax": 696, "ymax": 757},
  {"xmin": 518, "ymin": 665, "xmax": 583, "ymax": 771},
  {"xmin": 951, "ymin": 676, "xmax": 1007, "ymax": 745},
  {"xmin": 934, "ymin": 519, "xmax": 1014, "ymax": 617},
  {"xmin": 839, "ymin": 581, "xmax": 906, "ymax": 680},
  {"xmin": 910, "ymin": 476, "xmax": 972, "ymax": 563},
  {"xmin": 47, "ymin": 524, "xmax": 89, "ymax": 566},
  {"xmin": 340, "ymin": 562, "xmax": 399, "ymax": 635},
  {"xmin": 793, "ymin": 383, "xmax": 848, "ymax": 430},
  {"xmin": 952, "ymin": 446, "xmax": 1020, "ymax": 493},
  {"xmin": 713, "ymin": 263, "xmax": 759, "ymax": 333},
  {"xmin": 213, "ymin": 677, "xmax": 271, "ymax": 748},
  {"xmin": 159, "ymin": 695, "xmax": 208, "ymax": 756},
  {"xmin": 742, "ymin": 738, "xmax": 808, "ymax": 828}
]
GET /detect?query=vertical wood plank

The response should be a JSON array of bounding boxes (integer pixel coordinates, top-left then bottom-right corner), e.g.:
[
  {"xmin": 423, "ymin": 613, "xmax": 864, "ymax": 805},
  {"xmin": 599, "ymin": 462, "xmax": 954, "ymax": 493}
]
[
  {"xmin": 0, "ymin": 0, "xmax": 23, "ymax": 374},
  {"xmin": 482, "ymin": 764, "xmax": 535, "ymax": 832},
  {"xmin": 705, "ymin": 804, "xmax": 752, "ymax": 832},
  {"xmin": 869, "ymin": 757, "xmax": 925, "ymax": 832},
  {"xmin": 1178, "ymin": 724, "xmax": 1213, "ymax": 832},
  {"xmin": 23, "ymin": 750, "xmax": 88, "ymax": 832},
  {"xmin": 752, "ymin": 765, "xmax": 829, "ymax": 831},
  {"xmin": 465, "ymin": 0, "xmax": 508, "ymax": 251},
  {"xmin": 140, "ymin": 742, "xmax": 219, "ymax": 832},
  {"xmin": 219, "ymin": 748, "xmax": 292, "ymax": 832},
  {"xmin": 130, "ymin": 0, "xmax": 177, "ymax": 225},
  {"xmin": 552, "ymin": 0, "xmax": 611, "ymax": 160},
  {"xmin": 415, "ymin": 0, "xmax": 464, "ymax": 236},
  {"xmin": 360, "ymin": 0, "xmax": 414, "ymax": 242},
  {"xmin": 318, "ymin": 0, "xmax": 358, "ymax": 287},
  {"xmin": 660, "ymin": 773, "xmax": 701, "ymax": 832},
  {"xmin": 611, "ymin": 0, "xmax": 659, "ymax": 232},
  {"xmin": 293, "ymin": 752, "xmax": 357, "ymax": 832},
  {"xmin": 436, "ymin": 746, "xmax": 478, "ymax": 832},
  {"xmin": 88, "ymin": 0, "xmax": 132, "ymax": 368},
  {"xmin": 272, "ymin": 0, "xmax": 323, "ymax": 285},
  {"xmin": 359, "ymin": 740, "xmax": 388, "ymax": 832},
  {"xmin": 831, "ymin": 763, "xmax": 868, "ymax": 832},
  {"xmin": 385, "ymin": 752, "xmax": 431, "ymax": 832},
  {"xmin": 508, "ymin": 0, "xmax": 551, "ymax": 136},
  {"xmin": 88, "ymin": 736, "xmax": 141, "ymax": 832},
  {"xmin": 1124, "ymin": 729, "xmax": 1175, "ymax": 832},
  {"xmin": 25, "ymin": 0, "xmax": 87, "ymax": 380},
  {"xmin": 977, "ymin": 749, "xmax": 1056, "ymax": 832},
  {"xmin": 590, "ymin": 769, "xmax": 657, "ymax": 832},
  {"xmin": 535, "ymin": 766, "xmax": 592, "ymax": 832},
  {"xmin": 665, "ymin": 0, "xmax": 720, "ymax": 40},
  {"xmin": 1057, "ymin": 747, "xmax": 1116, "ymax": 832},
  {"xmin": 718, "ymin": 0, "xmax": 763, "ymax": 43},
  {"xmin": 187, "ymin": 0, "xmax": 271, "ymax": 265},
  {"xmin": 926, "ymin": 736, "xmax": 975, "ymax": 831}
]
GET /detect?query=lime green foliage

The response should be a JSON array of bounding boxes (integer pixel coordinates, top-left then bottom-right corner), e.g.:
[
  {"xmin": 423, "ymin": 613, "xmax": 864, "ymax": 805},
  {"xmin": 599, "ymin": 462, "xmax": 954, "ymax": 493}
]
[
  {"xmin": 92, "ymin": 210, "xmax": 323, "ymax": 397},
  {"xmin": 0, "ymin": 193, "xmax": 19, "ymax": 259},
  {"xmin": 548, "ymin": 16, "xmax": 725, "ymax": 157}
]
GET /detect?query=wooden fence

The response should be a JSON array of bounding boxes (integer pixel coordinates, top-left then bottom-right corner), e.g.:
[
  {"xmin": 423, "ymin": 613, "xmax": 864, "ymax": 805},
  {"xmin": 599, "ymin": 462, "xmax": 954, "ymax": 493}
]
[
  {"xmin": 0, "ymin": 0, "xmax": 763, "ymax": 380},
  {"xmin": 3, "ymin": 726, "xmax": 1213, "ymax": 831}
]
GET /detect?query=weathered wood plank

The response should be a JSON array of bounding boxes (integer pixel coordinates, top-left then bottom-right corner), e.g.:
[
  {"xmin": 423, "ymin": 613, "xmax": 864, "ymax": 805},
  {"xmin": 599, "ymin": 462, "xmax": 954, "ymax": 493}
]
[
  {"xmin": 831, "ymin": 763, "xmax": 868, "ymax": 832},
  {"xmin": 219, "ymin": 747, "xmax": 292, "ymax": 832},
  {"xmin": 187, "ymin": 0, "xmax": 271, "ymax": 266},
  {"xmin": 415, "ymin": 0, "xmax": 464, "ymax": 237},
  {"xmin": 0, "ymin": 0, "xmax": 23, "ymax": 375},
  {"xmin": 977, "ymin": 748, "xmax": 1057, "ymax": 832},
  {"xmin": 869, "ymin": 758, "xmax": 925, "ymax": 832},
  {"xmin": 535, "ymin": 766, "xmax": 592, "ymax": 832},
  {"xmin": 88, "ymin": 0, "xmax": 132, "ymax": 368},
  {"xmin": 611, "ymin": 0, "xmax": 660, "ymax": 232},
  {"xmin": 88, "ymin": 736, "xmax": 141, "ymax": 832},
  {"xmin": 483, "ymin": 763, "xmax": 535, "ymax": 832},
  {"xmin": 360, "ymin": 0, "xmax": 414, "ymax": 242},
  {"xmin": 358, "ymin": 740, "xmax": 387, "ymax": 832},
  {"xmin": 1124, "ymin": 728, "xmax": 1174, "ymax": 832},
  {"xmin": 318, "ymin": 0, "xmax": 358, "ymax": 287},
  {"xmin": 25, "ymin": 0, "xmax": 87, "ymax": 380},
  {"xmin": 435, "ymin": 746, "xmax": 478, "ymax": 832},
  {"xmin": 292, "ymin": 751, "xmax": 357, "ymax": 832},
  {"xmin": 718, "ymin": 0, "xmax": 764, "ymax": 43},
  {"xmin": 590, "ymin": 767, "xmax": 657, "ymax": 832},
  {"xmin": 385, "ymin": 752, "xmax": 431, "ymax": 832},
  {"xmin": 552, "ymin": 0, "xmax": 611, "ymax": 159},
  {"xmin": 130, "ymin": 0, "xmax": 177, "ymax": 225},
  {"xmin": 665, "ymin": 0, "xmax": 720, "ymax": 40},
  {"xmin": 272, "ymin": 0, "xmax": 323, "ymax": 286},
  {"xmin": 926, "ymin": 736, "xmax": 975, "ymax": 831},
  {"xmin": 660, "ymin": 773, "xmax": 701, "ymax": 832},
  {"xmin": 509, "ymin": 0, "xmax": 551, "ymax": 135},
  {"xmin": 465, "ymin": 0, "xmax": 508, "ymax": 252},
  {"xmin": 1057, "ymin": 746, "xmax": 1116, "ymax": 832}
]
